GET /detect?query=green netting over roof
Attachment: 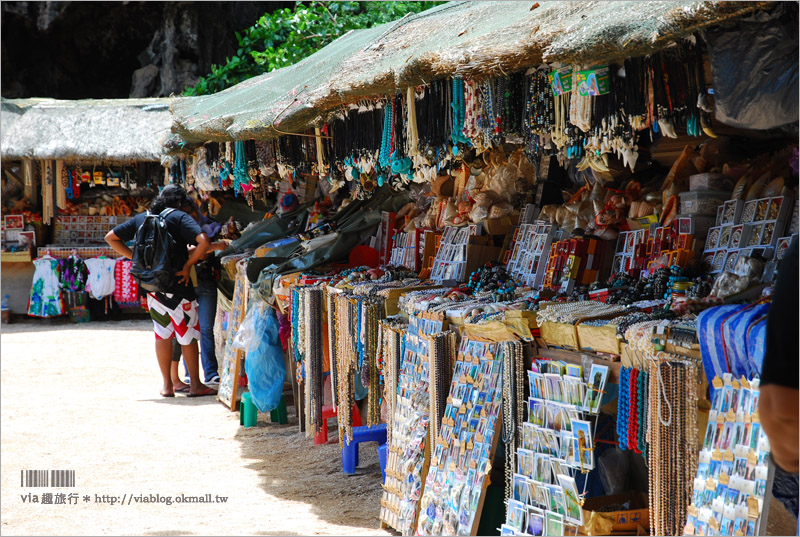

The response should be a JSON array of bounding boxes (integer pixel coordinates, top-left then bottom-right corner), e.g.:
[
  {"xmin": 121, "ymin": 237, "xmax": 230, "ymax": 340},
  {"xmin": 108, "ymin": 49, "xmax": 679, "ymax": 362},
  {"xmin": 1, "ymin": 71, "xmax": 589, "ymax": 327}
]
[{"xmin": 170, "ymin": 0, "xmax": 768, "ymax": 144}]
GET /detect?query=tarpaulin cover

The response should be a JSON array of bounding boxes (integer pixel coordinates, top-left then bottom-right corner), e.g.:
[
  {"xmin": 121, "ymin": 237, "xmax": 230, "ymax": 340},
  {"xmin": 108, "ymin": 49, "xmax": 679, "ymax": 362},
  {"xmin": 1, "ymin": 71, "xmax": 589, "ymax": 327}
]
[
  {"xmin": 253, "ymin": 188, "xmax": 410, "ymax": 299},
  {"xmin": 704, "ymin": 3, "xmax": 799, "ymax": 130}
]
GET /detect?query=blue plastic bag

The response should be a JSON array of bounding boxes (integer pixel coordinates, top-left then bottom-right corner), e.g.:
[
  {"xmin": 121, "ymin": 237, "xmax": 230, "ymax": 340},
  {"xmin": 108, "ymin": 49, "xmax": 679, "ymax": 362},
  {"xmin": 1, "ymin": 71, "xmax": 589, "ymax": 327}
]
[{"xmin": 244, "ymin": 303, "xmax": 286, "ymax": 413}]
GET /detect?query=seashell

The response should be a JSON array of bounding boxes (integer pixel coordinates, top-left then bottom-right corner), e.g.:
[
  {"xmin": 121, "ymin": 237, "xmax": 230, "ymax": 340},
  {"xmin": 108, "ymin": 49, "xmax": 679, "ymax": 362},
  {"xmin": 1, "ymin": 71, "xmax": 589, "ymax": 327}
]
[
  {"xmin": 660, "ymin": 195, "xmax": 677, "ymax": 227},
  {"xmin": 745, "ymin": 172, "xmax": 770, "ymax": 201},
  {"xmin": 731, "ymin": 175, "xmax": 751, "ymax": 201},
  {"xmin": 555, "ymin": 206, "xmax": 569, "ymax": 225},
  {"xmin": 763, "ymin": 177, "xmax": 785, "ymax": 197},
  {"xmin": 645, "ymin": 191, "xmax": 661, "ymax": 203}
]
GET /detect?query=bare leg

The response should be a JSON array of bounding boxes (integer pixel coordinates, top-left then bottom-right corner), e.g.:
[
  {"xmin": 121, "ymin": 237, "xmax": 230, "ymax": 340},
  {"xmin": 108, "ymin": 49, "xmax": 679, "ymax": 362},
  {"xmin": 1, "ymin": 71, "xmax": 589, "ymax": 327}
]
[
  {"xmin": 155, "ymin": 338, "xmax": 174, "ymax": 396},
  {"xmin": 171, "ymin": 361, "xmax": 189, "ymax": 391},
  {"xmin": 182, "ymin": 340, "xmax": 214, "ymax": 395}
]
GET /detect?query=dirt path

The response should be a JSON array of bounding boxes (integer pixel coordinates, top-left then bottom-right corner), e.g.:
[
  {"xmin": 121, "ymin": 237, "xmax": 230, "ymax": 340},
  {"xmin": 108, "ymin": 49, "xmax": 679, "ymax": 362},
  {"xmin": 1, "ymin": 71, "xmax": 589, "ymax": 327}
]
[{"xmin": 1, "ymin": 320, "xmax": 390, "ymax": 536}]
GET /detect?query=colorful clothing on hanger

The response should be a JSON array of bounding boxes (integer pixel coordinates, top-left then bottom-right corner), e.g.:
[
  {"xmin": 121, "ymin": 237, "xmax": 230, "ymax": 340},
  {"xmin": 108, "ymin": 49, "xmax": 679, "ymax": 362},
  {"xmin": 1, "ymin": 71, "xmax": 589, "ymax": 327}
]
[
  {"xmin": 114, "ymin": 259, "xmax": 139, "ymax": 304},
  {"xmin": 85, "ymin": 257, "xmax": 117, "ymax": 299},
  {"xmin": 59, "ymin": 255, "xmax": 88, "ymax": 292},
  {"xmin": 28, "ymin": 257, "xmax": 64, "ymax": 317}
]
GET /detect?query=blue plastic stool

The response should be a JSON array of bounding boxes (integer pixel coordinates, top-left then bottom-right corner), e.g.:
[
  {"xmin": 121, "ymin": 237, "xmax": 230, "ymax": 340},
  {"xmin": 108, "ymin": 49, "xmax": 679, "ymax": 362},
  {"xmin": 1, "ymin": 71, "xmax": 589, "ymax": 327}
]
[
  {"xmin": 342, "ymin": 423, "xmax": 388, "ymax": 475},
  {"xmin": 240, "ymin": 392, "xmax": 257, "ymax": 428},
  {"xmin": 377, "ymin": 443, "xmax": 388, "ymax": 483}
]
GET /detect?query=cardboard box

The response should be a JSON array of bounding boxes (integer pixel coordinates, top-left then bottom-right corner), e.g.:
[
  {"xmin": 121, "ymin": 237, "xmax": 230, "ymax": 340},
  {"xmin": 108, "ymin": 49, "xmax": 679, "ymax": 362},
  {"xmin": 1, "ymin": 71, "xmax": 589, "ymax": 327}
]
[
  {"xmin": 483, "ymin": 216, "xmax": 516, "ymax": 236},
  {"xmin": 464, "ymin": 244, "xmax": 502, "ymax": 276},
  {"xmin": 539, "ymin": 320, "xmax": 579, "ymax": 350},
  {"xmin": 578, "ymin": 492, "xmax": 650, "ymax": 535},
  {"xmin": 577, "ymin": 323, "xmax": 621, "ymax": 355}
]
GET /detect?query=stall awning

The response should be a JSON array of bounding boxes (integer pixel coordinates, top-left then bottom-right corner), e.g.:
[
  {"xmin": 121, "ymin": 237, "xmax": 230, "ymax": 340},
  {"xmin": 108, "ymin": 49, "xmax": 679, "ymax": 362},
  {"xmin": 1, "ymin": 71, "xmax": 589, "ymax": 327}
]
[
  {"xmin": 1, "ymin": 97, "xmax": 173, "ymax": 163},
  {"xmin": 170, "ymin": 0, "xmax": 768, "ymax": 144}
]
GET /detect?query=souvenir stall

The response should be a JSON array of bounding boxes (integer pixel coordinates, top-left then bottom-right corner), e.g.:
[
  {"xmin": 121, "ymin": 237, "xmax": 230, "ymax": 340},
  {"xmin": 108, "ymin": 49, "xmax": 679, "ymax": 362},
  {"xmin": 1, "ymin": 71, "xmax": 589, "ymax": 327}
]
[
  {"xmin": 0, "ymin": 98, "xmax": 174, "ymax": 320},
  {"xmin": 167, "ymin": 1, "xmax": 797, "ymax": 535}
]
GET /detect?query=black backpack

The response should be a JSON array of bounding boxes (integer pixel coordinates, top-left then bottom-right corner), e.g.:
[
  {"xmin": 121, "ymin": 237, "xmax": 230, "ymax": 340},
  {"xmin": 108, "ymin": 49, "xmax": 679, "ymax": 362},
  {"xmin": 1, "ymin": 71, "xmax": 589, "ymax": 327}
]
[{"xmin": 129, "ymin": 208, "xmax": 178, "ymax": 293}]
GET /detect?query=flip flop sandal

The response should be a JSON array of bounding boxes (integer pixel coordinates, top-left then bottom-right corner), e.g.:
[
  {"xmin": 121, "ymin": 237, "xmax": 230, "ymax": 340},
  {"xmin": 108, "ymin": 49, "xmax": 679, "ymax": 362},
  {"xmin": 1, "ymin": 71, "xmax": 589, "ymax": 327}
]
[
  {"xmin": 161, "ymin": 392, "xmax": 175, "ymax": 398},
  {"xmin": 174, "ymin": 386, "xmax": 190, "ymax": 394},
  {"xmin": 187, "ymin": 387, "xmax": 217, "ymax": 398}
]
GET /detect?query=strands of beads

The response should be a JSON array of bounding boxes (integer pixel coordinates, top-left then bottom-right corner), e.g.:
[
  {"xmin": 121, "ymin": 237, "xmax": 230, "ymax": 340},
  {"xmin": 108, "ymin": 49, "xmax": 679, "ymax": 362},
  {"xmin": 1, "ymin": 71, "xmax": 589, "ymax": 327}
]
[
  {"xmin": 360, "ymin": 298, "xmax": 385, "ymax": 427},
  {"xmin": 327, "ymin": 290, "xmax": 340, "ymax": 408},
  {"xmin": 617, "ymin": 366, "xmax": 631, "ymax": 450},
  {"xmin": 429, "ymin": 331, "xmax": 456, "ymax": 444},
  {"xmin": 333, "ymin": 293, "xmax": 357, "ymax": 444},
  {"xmin": 378, "ymin": 318, "xmax": 405, "ymax": 445},
  {"xmin": 647, "ymin": 353, "xmax": 700, "ymax": 536},
  {"xmin": 536, "ymin": 301, "xmax": 626, "ymax": 325},
  {"xmin": 302, "ymin": 287, "xmax": 325, "ymax": 436},
  {"xmin": 500, "ymin": 340, "xmax": 525, "ymax": 501},
  {"xmin": 290, "ymin": 287, "xmax": 306, "ymax": 386}
]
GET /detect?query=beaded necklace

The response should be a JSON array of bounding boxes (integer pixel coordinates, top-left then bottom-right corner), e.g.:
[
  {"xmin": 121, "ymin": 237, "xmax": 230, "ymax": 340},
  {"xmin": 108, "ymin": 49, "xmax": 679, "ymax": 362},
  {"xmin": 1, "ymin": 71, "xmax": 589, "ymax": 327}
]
[
  {"xmin": 327, "ymin": 289, "xmax": 340, "ymax": 408},
  {"xmin": 450, "ymin": 78, "xmax": 467, "ymax": 144},
  {"xmin": 379, "ymin": 99, "xmax": 394, "ymax": 169},
  {"xmin": 646, "ymin": 352, "xmax": 699, "ymax": 536},
  {"xmin": 617, "ymin": 366, "xmax": 630, "ymax": 450}
]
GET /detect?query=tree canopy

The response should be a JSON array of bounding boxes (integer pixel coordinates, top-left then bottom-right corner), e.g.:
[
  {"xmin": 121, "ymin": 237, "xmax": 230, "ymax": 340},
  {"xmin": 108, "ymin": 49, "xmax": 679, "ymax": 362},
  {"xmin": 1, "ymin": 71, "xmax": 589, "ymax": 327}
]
[{"xmin": 184, "ymin": 1, "xmax": 441, "ymax": 96}]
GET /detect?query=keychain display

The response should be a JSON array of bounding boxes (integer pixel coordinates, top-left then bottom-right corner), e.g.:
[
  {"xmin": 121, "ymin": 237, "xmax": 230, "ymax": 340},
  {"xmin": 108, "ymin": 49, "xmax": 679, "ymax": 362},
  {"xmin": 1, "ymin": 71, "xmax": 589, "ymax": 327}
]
[
  {"xmin": 685, "ymin": 374, "xmax": 770, "ymax": 537},
  {"xmin": 416, "ymin": 336, "xmax": 506, "ymax": 536},
  {"xmin": 380, "ymin": 312, "xmax": 448, "ymax": 534}
]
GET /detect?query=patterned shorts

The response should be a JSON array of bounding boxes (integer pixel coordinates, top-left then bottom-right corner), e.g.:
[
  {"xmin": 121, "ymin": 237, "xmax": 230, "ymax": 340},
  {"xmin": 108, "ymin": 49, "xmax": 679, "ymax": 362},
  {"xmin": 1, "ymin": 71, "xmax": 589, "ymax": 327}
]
[{"xmin": 146, "ymin": 293, "xmax": 200, "ymax": 345}]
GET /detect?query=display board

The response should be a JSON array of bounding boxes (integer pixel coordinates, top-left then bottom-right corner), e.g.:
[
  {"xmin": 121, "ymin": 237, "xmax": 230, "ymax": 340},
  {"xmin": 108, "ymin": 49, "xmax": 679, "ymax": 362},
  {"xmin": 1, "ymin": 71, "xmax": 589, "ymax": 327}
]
[
  {"xmin": 685, "ymin": 374, "xmax": 772, "ymax": 537},
  {"xmin": 506, "ymin": 222, "xmax": 560, "ymax": 289},
  {"xmin": 218, "ymin": 260, "xmax": 249, "ymax": 411},
  {"xmin": 416, "ymin": 336, "xmax": 505, "ymax": 536},
  {"xmin": 380, "ymin": 312, "xmax": 448, "ymax": 534}
]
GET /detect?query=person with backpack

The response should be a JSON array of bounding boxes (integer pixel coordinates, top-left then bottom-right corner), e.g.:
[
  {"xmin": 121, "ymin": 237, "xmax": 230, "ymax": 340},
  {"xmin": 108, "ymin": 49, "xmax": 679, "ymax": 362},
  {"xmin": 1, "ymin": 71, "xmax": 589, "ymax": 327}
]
[
  {"xmin": 104, "ymin": 184, "xmax": 215, "ymax": 398},
  {"xmin": 171, "ymin": 200, "xmax": 227, "ymax": 390}
]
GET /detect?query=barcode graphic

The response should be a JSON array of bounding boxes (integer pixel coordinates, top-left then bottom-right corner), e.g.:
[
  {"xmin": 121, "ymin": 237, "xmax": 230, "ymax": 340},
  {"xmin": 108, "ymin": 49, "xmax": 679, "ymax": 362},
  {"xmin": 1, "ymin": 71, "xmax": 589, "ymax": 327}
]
[{"xmin": 20, "ymin": 470, "xmax": 75, "ymax": 487}]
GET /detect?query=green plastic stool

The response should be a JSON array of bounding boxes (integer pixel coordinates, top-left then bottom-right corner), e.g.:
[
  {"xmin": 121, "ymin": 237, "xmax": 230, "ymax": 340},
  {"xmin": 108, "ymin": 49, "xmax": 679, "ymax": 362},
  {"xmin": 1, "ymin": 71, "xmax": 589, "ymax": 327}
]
[
  {"xmin": 269, "ymin": 395, "xmax": 288, "ymax": 425},
  {"xmin": 240, "ymin": 392, "xmax": 258, "ymax": 428}
]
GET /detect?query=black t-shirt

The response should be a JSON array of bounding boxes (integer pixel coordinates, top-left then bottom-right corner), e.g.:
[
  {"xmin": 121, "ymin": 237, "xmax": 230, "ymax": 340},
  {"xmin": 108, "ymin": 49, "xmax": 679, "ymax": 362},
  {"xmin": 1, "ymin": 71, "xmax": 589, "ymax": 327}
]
[
  {"xmin": 761, "ymin": 236, "xmax": 799, "ymax": 389},
  {"xmin": 113, "ymin": 209, "xmax": 204, "ymax": 301}
]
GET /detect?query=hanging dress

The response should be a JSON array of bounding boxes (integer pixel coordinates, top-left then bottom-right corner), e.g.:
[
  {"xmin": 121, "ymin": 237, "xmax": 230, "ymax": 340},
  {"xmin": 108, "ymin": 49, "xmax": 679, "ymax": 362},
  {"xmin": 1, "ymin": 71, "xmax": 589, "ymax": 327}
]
[
  {"xmin": 113, "ymin": 258, "xmax": 140, "ymax": 306},
  {"xmin": 28, "ymin": 256, "xmax": 64, "ymax": 317},
  {"xmin": 59, "ymin": 255, "xmax": 89, "ymax": 293},
  {"xmin": 85, "ymin": 257, "xmax": 117, "ymax": 299},
  {"xmin": 59, "ymin": 254, "xmax": 89, "ymax": 309}
]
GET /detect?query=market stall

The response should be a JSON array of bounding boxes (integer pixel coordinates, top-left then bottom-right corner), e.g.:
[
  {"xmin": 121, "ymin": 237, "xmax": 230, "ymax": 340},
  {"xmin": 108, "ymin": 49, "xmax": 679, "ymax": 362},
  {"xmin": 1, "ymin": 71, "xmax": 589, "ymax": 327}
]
[
  {"xmin": 1, "ymin": 98, "xmax": 173, "ymax": 320},
  {"xmin": 167, "ymin": 1, "xmax": 798, "ymax": 535}
]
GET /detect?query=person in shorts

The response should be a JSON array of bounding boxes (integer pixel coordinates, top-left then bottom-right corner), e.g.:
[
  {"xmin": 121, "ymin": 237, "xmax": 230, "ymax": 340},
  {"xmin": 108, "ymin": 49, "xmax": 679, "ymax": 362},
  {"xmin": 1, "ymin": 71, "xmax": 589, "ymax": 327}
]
[{"xmin": 105, "ymin": 185, "xmax": 215, "ymax": 398}]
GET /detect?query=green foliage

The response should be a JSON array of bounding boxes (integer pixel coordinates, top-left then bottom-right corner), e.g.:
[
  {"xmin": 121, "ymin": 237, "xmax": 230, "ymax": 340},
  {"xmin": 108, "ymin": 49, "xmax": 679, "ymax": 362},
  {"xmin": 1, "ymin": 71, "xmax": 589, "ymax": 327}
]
[{"xmin": 184, "ymin": 1, "xmax": 442, "ymax": 96}]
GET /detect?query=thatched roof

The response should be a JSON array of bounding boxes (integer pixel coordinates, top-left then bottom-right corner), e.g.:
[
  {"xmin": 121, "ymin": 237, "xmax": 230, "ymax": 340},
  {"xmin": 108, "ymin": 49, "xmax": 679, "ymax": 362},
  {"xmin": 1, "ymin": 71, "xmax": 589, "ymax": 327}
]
[
  {"xmin": 171, "ymin": 0, "xmax": 769, "ymax": 144},
  {"xmin": 1, "ymin": 97, "xmax": 173, "ymax": 163}
]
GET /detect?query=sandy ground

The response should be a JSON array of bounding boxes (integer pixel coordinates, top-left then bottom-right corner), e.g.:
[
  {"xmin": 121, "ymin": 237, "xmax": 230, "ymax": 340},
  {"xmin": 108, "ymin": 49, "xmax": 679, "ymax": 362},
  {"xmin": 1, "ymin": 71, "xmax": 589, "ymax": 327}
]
[
  {"xmin": 2, "ymin": 319, "xmax": 796, "ymax": 536},
  {"xmin": 1, "ymin": 319, "xmax": 390, "ymax": 536}
]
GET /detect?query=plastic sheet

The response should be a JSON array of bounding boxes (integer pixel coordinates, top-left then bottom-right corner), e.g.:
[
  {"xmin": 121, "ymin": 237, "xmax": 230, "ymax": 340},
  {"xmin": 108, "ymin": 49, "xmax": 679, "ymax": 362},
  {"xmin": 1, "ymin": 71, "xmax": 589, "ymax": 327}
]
[
  {"xmin": 243, "ymin": 303, "xmax": 287, "ymax": 413},
  {"xmin": 704, "ymin": 4, "xmax": 799, "ymax": 130},
  {"xmin": 191, "ymin": 147, "xmax": 218, "ymax": 191},
  {"xmin": 697, "ymin": 303, "xmax": 771, "ymax": 391},
  {"xmin": 598, "ymin": 447, "xmax": 630, "ymax": 496}
]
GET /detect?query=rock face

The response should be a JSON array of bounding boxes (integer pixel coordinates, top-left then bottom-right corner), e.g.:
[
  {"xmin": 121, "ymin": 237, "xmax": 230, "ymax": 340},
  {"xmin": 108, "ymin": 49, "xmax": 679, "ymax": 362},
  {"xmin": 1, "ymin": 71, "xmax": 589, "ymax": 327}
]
[{"xmin": 1, "ymin": 1, "xmax": 291, "ymax": 99}]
